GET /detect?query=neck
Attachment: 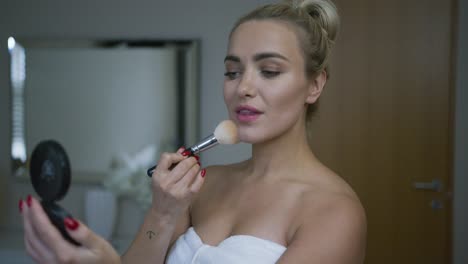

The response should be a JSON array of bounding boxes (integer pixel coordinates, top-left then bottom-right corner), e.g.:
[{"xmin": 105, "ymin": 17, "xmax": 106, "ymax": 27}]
[{"xmin": 245, "ymin": 116, "xmax": 317, "ymax": 180}]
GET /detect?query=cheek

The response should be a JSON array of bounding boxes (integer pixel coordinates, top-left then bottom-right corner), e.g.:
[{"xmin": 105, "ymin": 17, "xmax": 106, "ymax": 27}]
[
  {"xmin": 266, "ymin": 80, "xmax": 307, "ymax": 116},
  {"xmin": 262, "ymin": 86, "xmax": 307, "ymax": 132},
  {"xmin": 223, "ymin": 83, "xmax": 237, "ymax": 115},
  {"xmin": 223, "ymin": 85, "xmax": 231, "ymax": 105},
  {"xmin": 269, "ymin": 96, "xmax": 304, "ymax": 127}
]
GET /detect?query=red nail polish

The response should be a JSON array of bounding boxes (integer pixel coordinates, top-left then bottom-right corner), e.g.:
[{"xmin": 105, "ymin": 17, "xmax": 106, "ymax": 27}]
[
  {"xmin": 64, "ymin": 217, "xmax": 80, "ymax": 231},
  {"xmin": 194, "ymin": 155, "xmax": 200, "ymax": 161},
  {"xmin": 197, "ymin": 162, "xmax": 201, "ymax": 166},
  {"xmin": 19, "ymin": 199, "xmax": 23, "ymax": 213},
  {"xmin": 182, "ymin": 149, "xmax": 191, "ymax": 156},
  {"xmin": 26, "ymin": 195, "xmax": 32, "ymax": 207},
  {"xmin": 201, "ymin": 169, "xmax": 206, "ymax": 178}
]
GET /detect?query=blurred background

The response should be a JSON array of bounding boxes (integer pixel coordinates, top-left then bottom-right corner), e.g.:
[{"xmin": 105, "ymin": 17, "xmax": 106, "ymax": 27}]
[{"xmin": 0, "ymin": 0, "xmax": 466, "ymax": 263}]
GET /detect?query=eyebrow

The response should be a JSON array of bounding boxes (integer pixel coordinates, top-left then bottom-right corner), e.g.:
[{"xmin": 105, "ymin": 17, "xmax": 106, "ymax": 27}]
[{"xmin": 224, "ymin": 52, "xmax": 290, "ymax": 63}]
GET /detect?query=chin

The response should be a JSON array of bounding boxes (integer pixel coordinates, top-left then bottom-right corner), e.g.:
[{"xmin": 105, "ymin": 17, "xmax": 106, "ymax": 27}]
[
  {"xmin": 236, "ymin": 127, "xmax": 256, "ymax": 143},
  {"xmin": 229, "ymin": 113, "xmax": 281, "ymax": 144},
  {"xmin": 237, "ymin": 127, "xmax": 274, "ymax": 145}
]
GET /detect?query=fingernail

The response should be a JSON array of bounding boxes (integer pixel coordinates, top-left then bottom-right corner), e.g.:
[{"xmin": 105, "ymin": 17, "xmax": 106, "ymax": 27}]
[
  {"xmin": 201, "ymin": 169, "xmax": 206, "ymax": 178},
  {"xmin": 194, "ymin": 155, "xmax": 200, "ymax": 161},
  {"xmin": 178, "ymin": 146, "xmax": 186, "ymax": 153},
  {"xmin": 26, "ymin": 195, "xmax": 32, "ymax": 207},
  {"xmin": 64, "ymin": 217, "xmax": 80, "ymax": 231},
  {"xmin": 182, "ymin": 149, "xmax": 191, "ymax": 156},
  {"xmin": 197, "ymin": 162, "xmax": 201, "ymax": 166},
  {"xmin": 19, "ymin": 199, "xmax": 23, "ymax": 213}
]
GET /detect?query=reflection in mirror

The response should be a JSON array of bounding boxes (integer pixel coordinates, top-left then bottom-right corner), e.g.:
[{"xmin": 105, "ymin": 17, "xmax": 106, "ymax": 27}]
[{"xmin": 9, "ymin": 38, "xmax": 199, "ymax": 182}]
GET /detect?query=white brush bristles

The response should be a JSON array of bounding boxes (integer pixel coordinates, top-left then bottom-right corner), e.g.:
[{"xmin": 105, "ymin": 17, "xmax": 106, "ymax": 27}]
[{"xmin": 213, "ymin": 120, "xmax": 239, "ymax": 144}]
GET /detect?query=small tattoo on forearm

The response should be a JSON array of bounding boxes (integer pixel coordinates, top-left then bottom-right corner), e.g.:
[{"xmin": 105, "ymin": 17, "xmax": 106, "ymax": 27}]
[{"xmin": 146, "ymin": 230, "xmax": 156, "ymax": 239}]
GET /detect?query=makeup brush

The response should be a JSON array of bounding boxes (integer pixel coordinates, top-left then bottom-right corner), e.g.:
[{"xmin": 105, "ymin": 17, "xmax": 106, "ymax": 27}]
[{"xmin": 146, "ymin": 120, "xmax": 238, "ymax": 177}]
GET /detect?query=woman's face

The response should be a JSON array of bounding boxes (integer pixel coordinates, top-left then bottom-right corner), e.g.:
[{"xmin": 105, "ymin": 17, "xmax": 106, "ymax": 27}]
[{"xmin": 224, "ymin": 20, "xmax": 320, "ymax": 144}]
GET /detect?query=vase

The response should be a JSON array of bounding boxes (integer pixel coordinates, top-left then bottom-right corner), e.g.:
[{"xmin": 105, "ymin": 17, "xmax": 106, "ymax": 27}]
[{"xmin": 84, "ymin": 188, "xmax": 117, "ymax": 241}]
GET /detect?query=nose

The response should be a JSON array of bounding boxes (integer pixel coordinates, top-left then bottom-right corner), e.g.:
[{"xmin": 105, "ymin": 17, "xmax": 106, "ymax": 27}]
[{"xmin": 237, "ymin": 71, "xmax": 256, "ymax": 98}]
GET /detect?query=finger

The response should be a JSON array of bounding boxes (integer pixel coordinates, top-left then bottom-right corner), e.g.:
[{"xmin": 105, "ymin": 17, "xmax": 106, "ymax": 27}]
[
  {"xmin": 156, "ymin": 152, "xmax": 186, "ymax": 172},
  {"xmin": 27, "ymin": 196, "xmax": 74, "ymax": 254},
  {"xmin": 64, "ymin": 217, "xmax": 103, "ymax": 250},
  {"xmin": 174, "ymin": 162, "xmax": 201, "ymax": 189},
  {"xmin": 24, "ymin": 237, "xmax": 41, "ymax": 263},
  {"xmin": 189, "ymin": 168, "xmax": 207, "ymax": 194},
  {"xmin": 22, "ymin": 199, "xmax": 41, "ymax": 261},
  {"xmin": 176, "ymin": 146, "xmax": 186, "ymax": 154},
  {"xmin": 22, "ymin": 198, "xmax": 55, "ymax": 261},
  {"xmin": 166, "ymin": 157, "xmax": 198, "ymax": 184}
]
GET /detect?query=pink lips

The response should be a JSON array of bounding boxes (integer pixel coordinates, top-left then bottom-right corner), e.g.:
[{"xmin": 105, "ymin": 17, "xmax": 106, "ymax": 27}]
[{"xmin": 235, "ymin": 105, "xmax": 263, "ymax": 123}]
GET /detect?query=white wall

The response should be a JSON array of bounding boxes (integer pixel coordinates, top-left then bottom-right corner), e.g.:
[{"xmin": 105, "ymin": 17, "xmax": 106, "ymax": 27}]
[
  {"xmin": 453, "ymin": 0, "xmax": 468, "ymax": 263},
  {"xmin": 26, "ymin": 47, "xmax": 177, "ymax": 174}
]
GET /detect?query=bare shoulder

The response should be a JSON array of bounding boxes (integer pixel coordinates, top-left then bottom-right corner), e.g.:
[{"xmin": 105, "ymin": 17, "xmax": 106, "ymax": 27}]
[
  {"xmin": 278, "ymin": 168, "xmax": 367, "ymax": 264},
  {"xmin": 300, "ymin": 188, "xmax": 367, "ymax": 237}
]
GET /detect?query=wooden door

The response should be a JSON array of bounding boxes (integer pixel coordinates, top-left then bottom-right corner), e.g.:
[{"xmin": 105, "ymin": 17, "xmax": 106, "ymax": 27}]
[{"xmin": 309, "ymin": 0, "xmax": 454, "ymax": 263}]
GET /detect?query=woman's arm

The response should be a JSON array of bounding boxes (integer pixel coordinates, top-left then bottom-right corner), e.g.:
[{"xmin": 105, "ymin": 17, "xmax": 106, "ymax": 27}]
[
  {"xmin": 120, "ymin": 208, "xmax": 189, "ymax": 264},
  {"xmin": 276, "ymin": 194, "xmax": 367, "ymax": 264},
  {"xmin": 121, "ymin": 149, "xmax": 205, "ymax": 264}
]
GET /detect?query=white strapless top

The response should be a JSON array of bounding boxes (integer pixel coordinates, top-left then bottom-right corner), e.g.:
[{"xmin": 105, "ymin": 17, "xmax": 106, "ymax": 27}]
[{"xmin": 165, "ymin": 227, "xmax": 287, "ymax": 264}]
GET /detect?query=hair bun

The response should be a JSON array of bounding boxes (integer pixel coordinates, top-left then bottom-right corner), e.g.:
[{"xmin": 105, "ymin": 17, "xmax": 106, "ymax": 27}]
[{"xmin": 298, "ymin": 0, "xmax": 340, "ymax": 42}]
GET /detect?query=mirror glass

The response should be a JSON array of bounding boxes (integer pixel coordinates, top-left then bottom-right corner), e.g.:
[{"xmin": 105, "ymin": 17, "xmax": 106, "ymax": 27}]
[{"xmin": 9, "ymin": 38, "xmax": 200, "ymax": 182}]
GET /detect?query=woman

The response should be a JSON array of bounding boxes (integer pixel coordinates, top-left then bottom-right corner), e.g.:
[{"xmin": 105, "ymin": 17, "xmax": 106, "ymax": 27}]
[{"xmin": 20, "ymin": 0, "xmax": 367, "ymax": 263}]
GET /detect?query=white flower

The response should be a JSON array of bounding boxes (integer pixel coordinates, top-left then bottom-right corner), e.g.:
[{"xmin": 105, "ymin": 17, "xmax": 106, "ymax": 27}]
[{"xmin": 102, "ymin": 145, "xmax": 157, "ymax": 210}]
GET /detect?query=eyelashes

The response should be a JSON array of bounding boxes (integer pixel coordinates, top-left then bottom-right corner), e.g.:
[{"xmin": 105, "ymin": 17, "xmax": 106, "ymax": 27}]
[
  {"xmin": 224, "ymin": 71, "xmax": 240, "ymax": 80},
  {"xmin": 261, "ymin": 70, "xmax": 280, "ymax": 78},
  {"xmin": 224, "ymin": 70, "xmax": 281, "ymax": 80}
]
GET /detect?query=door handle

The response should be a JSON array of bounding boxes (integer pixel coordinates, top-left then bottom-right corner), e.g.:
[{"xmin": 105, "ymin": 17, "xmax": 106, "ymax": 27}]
[
  {"xmin": 413, "ymin": 179, "xmax": 442, "ymax": 192},
  {"xmin": 430, "ymin": 199, "xmax": 444, "ymax": 210}
]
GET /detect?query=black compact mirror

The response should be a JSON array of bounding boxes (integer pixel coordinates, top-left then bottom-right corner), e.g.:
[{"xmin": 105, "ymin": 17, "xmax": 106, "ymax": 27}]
[{"xmin": 29, "ymin": 140, "xmax": 80, "ymax": 246}]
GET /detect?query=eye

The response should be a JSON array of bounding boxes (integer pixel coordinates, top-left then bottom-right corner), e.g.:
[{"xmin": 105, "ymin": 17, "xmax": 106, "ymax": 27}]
[
  {"xmin": 224, "ymin": 71, "xmax": 241, "ymax": 80},
  {"xmin": 261, "ymin": 70, "xmax": 280, "ymax": 79}
]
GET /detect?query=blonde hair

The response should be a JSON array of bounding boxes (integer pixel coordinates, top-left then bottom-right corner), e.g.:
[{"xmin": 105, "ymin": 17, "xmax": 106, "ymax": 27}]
[{"xmin": 230, "ymin": 0, "xmax": 340, "ymax": 144}]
